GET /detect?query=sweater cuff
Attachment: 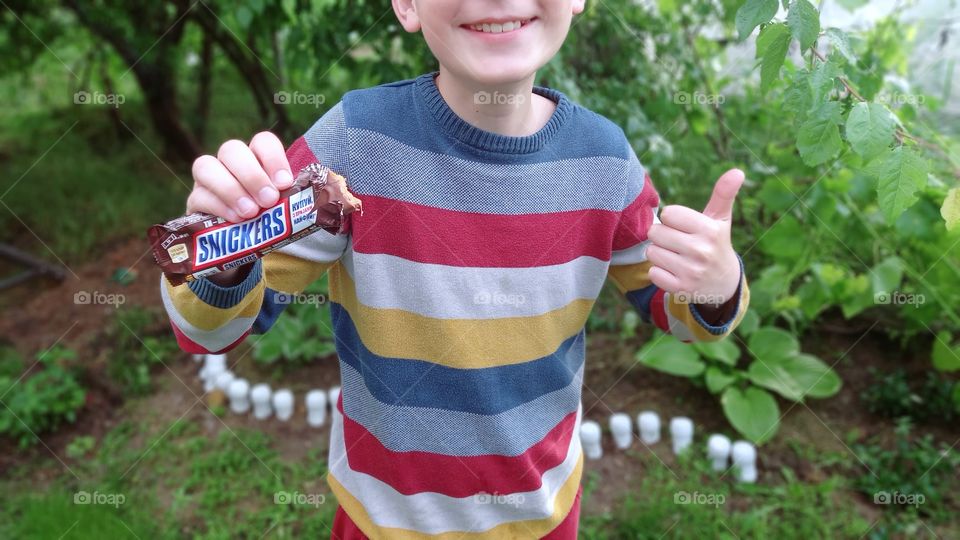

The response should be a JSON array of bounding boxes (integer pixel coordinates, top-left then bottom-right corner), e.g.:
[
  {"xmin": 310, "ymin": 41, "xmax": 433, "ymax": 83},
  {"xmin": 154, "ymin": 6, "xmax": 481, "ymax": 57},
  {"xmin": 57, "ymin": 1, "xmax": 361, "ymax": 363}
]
[
  {"xmin": 187, "ymin": 259, "xmax": 263, "ymax": 309},
  {"xmin": 688, "ymin": 253, "xmax": 745, "ymax": 336}
]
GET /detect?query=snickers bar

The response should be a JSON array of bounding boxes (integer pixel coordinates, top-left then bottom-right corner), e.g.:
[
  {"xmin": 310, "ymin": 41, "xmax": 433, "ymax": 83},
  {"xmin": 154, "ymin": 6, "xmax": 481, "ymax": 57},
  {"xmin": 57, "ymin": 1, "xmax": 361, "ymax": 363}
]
[{"xmin": 149, "ymin": 163, "xmax": 362, "ymax": 285}]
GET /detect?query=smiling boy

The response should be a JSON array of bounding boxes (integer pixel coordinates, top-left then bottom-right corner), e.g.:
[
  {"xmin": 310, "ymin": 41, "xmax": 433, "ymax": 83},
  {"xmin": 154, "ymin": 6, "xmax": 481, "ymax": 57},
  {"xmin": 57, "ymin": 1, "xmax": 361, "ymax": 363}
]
[{"xmin": 161, "ymin": 0, "xmax": 750, "ymax": 538}]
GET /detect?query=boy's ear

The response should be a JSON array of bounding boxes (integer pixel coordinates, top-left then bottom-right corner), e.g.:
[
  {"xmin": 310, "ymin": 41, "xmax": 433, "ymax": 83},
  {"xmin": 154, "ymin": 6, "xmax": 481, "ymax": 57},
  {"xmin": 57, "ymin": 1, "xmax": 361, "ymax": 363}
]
[
  {"xmin": 392, "ymin": 0, "xmax": 421, "ymax": 32},
  {"xmin": 572, "ymin": 0, "xmax": 586, "ymax": 15}
]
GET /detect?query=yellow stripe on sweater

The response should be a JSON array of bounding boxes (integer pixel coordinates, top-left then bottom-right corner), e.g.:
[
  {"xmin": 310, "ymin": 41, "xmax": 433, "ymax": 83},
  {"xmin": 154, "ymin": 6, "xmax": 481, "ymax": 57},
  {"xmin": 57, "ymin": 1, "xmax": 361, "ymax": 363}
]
[
  {"xmin": 327, "ymin": 263, "xmax": 594, "ymax": 368},
  {"xmin": 327, "ymin": 456, "xmax": 583, "ymax": 540}
]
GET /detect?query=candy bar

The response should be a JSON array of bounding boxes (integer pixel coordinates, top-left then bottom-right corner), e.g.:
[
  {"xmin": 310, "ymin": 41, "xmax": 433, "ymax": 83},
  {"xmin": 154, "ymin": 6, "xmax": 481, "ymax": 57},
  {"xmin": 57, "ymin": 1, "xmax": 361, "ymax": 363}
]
[{"xmin": 148, "ymin": 163, "xmax": 362, "ymax": 285}]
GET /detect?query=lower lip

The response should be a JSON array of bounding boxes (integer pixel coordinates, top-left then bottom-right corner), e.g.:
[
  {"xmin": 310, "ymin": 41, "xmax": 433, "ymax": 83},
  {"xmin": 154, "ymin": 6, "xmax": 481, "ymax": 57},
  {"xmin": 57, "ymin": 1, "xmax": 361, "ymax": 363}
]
[{"xmin": 462, "ymin": 20, "xmax": 534, "ymax": 41}]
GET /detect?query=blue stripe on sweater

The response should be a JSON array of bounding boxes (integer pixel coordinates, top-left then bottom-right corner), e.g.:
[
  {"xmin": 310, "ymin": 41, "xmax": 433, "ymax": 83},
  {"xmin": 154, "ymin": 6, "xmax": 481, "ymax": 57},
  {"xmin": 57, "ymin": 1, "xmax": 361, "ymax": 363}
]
[{"xmin": 329, "ymin": 302, "xmax": 586, "ymax": 415}]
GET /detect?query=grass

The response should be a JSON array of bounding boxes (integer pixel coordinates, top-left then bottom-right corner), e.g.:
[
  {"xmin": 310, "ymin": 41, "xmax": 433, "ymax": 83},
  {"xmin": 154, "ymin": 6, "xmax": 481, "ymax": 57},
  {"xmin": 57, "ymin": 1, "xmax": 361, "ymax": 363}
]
[{"xmin": 1, "ymin": 414, "xmax": 337, "ymax": 539}]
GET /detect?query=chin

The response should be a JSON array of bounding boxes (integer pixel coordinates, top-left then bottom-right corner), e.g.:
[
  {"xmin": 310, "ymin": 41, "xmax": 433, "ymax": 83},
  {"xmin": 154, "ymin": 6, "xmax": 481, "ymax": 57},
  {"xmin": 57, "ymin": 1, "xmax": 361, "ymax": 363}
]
[{"xmin": 452, "ymin": 56, "xmax": 545, "ymax": 87}]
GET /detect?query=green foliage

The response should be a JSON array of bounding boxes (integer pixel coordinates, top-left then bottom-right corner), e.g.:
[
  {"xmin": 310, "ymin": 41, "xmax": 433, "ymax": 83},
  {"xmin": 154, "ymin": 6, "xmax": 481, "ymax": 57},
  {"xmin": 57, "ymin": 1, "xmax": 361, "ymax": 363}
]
[
  {"xmin": 636, "ymin": 323, "xmax": 840, "ymax": 444},
  {"xmin": 579, "ymin": 451, "xmax": 871, "ymax": 539},
  {"xmin": 860, "ymin": 369, "xmax": 957, "ymax": 423},
  {"xmin": 253, "ymin": 276, "xmax": 337, "ymax": 365},
  {"xmin": 0, "ymin": 346, "xmax": 85, "ymax": 448},
  {"xmin": 106, "ymin": 307, "xmax": 179, "ymax": 396},
  {"xmin": 853, "ymin": 418, "xmax": 960, "ymax": 521}
]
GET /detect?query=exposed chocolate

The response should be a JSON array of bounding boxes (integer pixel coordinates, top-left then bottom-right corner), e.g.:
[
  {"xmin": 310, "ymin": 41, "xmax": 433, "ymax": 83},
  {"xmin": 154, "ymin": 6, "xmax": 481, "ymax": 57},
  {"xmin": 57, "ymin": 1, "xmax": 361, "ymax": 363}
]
[{"xmin": 149, "ymin": 163, "xmax": 362, "ymax": 286}]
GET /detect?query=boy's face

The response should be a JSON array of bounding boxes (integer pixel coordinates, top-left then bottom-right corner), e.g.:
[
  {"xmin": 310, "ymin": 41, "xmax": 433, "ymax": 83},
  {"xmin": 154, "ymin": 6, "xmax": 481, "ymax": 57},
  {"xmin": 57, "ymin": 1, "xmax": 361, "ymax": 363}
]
[{"xmin": 393, "ymin": 0, "xmax": 586, "ymax": 85}]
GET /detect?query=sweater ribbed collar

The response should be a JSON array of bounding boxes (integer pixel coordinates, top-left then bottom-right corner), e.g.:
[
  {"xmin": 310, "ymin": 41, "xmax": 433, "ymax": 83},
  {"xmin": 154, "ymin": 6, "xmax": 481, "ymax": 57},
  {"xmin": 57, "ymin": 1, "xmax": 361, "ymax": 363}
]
[{"xmin": 413, "ymin": 71, "xmax": 571, "ymax": 154}]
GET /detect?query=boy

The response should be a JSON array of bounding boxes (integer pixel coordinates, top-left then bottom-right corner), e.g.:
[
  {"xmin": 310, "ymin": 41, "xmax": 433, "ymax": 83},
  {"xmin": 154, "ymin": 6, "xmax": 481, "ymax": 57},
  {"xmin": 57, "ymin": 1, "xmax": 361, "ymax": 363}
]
[{"xmin": 161, "ymin": 0, "xmax": 750, "ymax": 537}]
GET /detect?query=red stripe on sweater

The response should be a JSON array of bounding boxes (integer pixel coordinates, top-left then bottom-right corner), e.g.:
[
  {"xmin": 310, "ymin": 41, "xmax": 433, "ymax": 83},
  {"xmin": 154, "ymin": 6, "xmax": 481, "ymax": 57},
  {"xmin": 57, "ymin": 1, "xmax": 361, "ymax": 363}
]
[
  {"xmin": 612, "ymin": 172, "xmax": 659, "ymax": 252},
  {"xmin": 339, "ymin": 399, "xmax": 578, "ymax": 497},
  {"xmin": 169, "ymin": 321, "xmax": 250, "ymax": 354},
  {"xmin": 650, "ymin": 288, "xmax": 669, "ymax": 334},
  {"xmin": 350, "ymin": 195, "xmax": 620, "ymax": 267}
]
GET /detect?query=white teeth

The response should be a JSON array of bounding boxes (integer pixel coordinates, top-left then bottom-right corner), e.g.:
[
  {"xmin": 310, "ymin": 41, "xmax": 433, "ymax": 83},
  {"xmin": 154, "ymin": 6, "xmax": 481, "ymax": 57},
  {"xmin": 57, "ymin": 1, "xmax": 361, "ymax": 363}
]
[{"xmin": 471, "ymin": 20, "xmax": 525, "ymax": 33}]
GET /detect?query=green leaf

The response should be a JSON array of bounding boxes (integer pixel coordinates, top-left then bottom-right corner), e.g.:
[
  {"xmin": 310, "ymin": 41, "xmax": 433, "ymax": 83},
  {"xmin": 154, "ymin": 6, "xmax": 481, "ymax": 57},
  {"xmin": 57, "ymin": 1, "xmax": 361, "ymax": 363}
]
[
  {"xmin": 809, "ymin": 60, "xmax": 840, "ymax": 102},
  {"xmin": 748, "ymin": 326, "xmax": 800, "ymax": 360},
  {"xmin": 236, "ymin": 6, "xmax": 253, "ymax": 29},
  {"xmin": 747, "ymin": 353, "xmax": 841, "ymax": 400},
  {"xmin": 757, "ymin": 23, "xmax": 791, "ymax": 93},
  {"xmin": 706, "ymin": 367, "xmax": 737, "ymax": 393},
  {"xmin": 759, "ymin": 214, "xmax": 806, "ymax": 262},
  {"xmin": 869, "ymin": 147, "xmax": 929, "ymax": 223},
  {"xmin": 636, "ymin": 338, "xmax": 705, "ymax": 377},
  {"xmin": 846, "ymin": 102, "xmax": 896, "ymax": 159},
  {"xmin": 736, "ymin": 0, "xmax": 780, "ymax": 40},
  {"xmin": 941, "ymin": 187, "xmax": 960, "ymax": 231},
  {"xmin": 825, "ymin": 28, "xmax": 856, "ymax": 63},
  {"xmin": 693, "ymin": 339, "xmax": 741, "ymax": 366},
  {"xmin": 932, "ymin": 332, "xmax": 960, "ymax": 372},
  {"xmin": 869, "ymin": 256, "xmax": 903, "ymax": 297},
  {"xmin": 797, "ymin": 108, "xmax": 843, "ymax": 166},
  {"xmin": 721, "ymin": 386, "xmax": 780, "ymax": 444},
  {"xmin": 787, "ymin": 0, "xmax": 820, "ymax": 50},
  {"xmin": 736, "ymin": 309, "xmax": 761, "ymax": 337}
]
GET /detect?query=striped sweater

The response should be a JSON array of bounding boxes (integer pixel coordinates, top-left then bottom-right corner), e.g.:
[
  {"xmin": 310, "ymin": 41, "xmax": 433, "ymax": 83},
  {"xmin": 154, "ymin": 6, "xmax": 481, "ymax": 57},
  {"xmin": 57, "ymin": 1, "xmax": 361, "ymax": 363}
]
[{"xmin": 161, "ymin": 72, "xmax": 750, "ymax": 539}]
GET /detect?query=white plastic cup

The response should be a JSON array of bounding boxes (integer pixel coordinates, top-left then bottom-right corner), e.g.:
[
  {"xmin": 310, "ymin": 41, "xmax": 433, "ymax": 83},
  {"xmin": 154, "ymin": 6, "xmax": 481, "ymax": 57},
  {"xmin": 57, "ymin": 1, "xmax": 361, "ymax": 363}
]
[
  {"xmin": 670, "ymin": 417, "xmax": 694, "ymax": 455},
  {"xmin": 272, "ymin": 389, "xmax": 294, "ymax": 422},
  {"xmin": 305, "ymin": 390, "xmax": 327, "ymax": 427},
  {"xmin": 227, "ymin": 378, "xmax": 251, "ymax": 414},
  {"xmin": 609, "ymin": 413, "xmax": 633, "ymax": 450},
  {"xmin": 251, "ymin": 383, "xmax": 273, "ymax": 420},
  {"xmin": 707, "ymin": 434, "xmax": 732, "ymax": 471},
  {"xmin": 637, "ymin": 411, "xmax": 661, "ymax": 445}
]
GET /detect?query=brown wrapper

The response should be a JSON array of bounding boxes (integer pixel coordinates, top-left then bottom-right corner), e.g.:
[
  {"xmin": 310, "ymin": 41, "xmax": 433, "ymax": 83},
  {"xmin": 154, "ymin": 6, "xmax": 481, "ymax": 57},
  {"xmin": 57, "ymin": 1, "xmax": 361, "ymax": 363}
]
[{"xmin": 148, "ymin": 163, "xmax": 362, "ymax": 286}]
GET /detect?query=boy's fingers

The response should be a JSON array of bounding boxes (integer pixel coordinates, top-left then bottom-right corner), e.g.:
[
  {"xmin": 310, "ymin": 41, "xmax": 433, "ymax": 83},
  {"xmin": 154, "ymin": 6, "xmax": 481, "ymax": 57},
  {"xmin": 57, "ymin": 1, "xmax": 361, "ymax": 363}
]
[
  {"xmin": 249, "ymin": 131, "xmax": 294, "ymax": 189},
  {"xmin": 218, "ymin": 139, "xmax": 279, "ymax": 208},
  {"xmin": 658, "ymin": 204, "xmax": 710, "ymax": 234},
  {"xmin": 646, "ymin": 244, "xmax": 686, "ymax": 277},
  {"xmin": 648, "ymin": 223, "xmax": 695, "ymax": 255},
  {"xmin": 193, "ymin": 155, "xmax": 259, "ymax": 219},
  {"xmin": 648, "ymin": 264, "xmax": 680, "ymax": 293},
  {"xmin": 187, "ymin": 186, "xmax": 241, "ymax": 223}
]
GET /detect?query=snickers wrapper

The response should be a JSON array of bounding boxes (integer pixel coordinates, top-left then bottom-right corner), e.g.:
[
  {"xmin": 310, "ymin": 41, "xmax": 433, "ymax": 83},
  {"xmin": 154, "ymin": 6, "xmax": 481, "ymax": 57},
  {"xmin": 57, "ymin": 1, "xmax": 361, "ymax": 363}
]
[{"xmin": 148, "ymin": 163, "xmax": 362, "ymax": 286}]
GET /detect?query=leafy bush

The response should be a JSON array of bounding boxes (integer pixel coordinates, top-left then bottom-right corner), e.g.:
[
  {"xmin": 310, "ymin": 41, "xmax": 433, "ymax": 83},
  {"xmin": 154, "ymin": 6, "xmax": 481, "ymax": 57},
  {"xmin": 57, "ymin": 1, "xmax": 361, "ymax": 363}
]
[
  {"xmin": 0, "ymin": 346, "xmax": 85, "ymax": 448},
  {"xmin": 253, "ymin": 276, "xmax": 337, "ymax": 365},
  {"xmin": 637, "ymin": 318, "xmax": 841, "ymax": 444},
  {"xmin": 861, "ymin": 369, "xmax": 957, "ymax": 423}
]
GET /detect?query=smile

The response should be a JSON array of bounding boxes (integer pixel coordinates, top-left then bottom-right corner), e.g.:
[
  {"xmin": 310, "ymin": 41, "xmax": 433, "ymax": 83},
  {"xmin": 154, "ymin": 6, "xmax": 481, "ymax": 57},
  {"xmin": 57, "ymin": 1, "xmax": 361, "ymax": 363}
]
[{"xmin": 463, "ymin": 18, "xmax": 535, "ymax": 34}]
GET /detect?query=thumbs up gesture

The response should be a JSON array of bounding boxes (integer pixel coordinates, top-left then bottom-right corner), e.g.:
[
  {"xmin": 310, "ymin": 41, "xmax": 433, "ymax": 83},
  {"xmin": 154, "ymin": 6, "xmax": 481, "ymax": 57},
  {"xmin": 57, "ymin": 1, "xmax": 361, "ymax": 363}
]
[{"xmin": 646, "ymin": 169, "xmax": 745, "ymax": 309}]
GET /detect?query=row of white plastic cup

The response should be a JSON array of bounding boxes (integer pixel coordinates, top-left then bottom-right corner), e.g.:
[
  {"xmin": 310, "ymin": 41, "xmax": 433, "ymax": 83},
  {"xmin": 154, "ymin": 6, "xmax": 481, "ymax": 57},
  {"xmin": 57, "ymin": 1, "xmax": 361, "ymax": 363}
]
[
  {"xmin": 195, "ymin": 354, "xmax": 340, "ymax": 427},
  {"xmin": 579, "ymin": 411, "xmax": 757, "ymax": 483}
]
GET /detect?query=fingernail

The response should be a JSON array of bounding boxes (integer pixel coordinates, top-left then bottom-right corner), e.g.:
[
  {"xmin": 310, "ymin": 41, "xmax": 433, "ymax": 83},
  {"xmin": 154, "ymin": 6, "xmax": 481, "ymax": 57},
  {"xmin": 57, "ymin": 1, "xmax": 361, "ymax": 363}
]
[
  {"xmin": 258, "ymin": 186, "xmax": 279, "ymax": 206},
  {"xmin": 275, "ymin": 169, "xmax": 293, "ymax": 188},
  {"xmin": 225, "ymin": 209, "xmax": 240, "ymax": 222},
  {"xmin": 237, "ymin": 197, "xmax": 258, "ymax": 216}
]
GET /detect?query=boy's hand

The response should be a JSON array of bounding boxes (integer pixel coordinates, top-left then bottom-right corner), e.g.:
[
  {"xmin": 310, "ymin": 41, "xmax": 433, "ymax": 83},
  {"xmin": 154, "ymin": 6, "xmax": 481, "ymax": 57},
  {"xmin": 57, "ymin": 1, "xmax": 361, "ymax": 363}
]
[
  {"xmin": 187, "ymin": 132, "xmax": 295, "ymax": 223},
  {"xmin": 645, "ymin": 169, "xmax": 745, "ymax": 308}
]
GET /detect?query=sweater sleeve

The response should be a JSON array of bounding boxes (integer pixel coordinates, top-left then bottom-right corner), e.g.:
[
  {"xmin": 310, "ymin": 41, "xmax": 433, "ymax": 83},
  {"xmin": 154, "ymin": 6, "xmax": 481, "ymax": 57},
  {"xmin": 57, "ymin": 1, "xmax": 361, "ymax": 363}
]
[
  {"xmin": 160, "ymin": 102, "xmax": 352, "ymax": 354},
  {"xmin": 605, "ymin": 149, "xmax": 750, "ymax": 343}
]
